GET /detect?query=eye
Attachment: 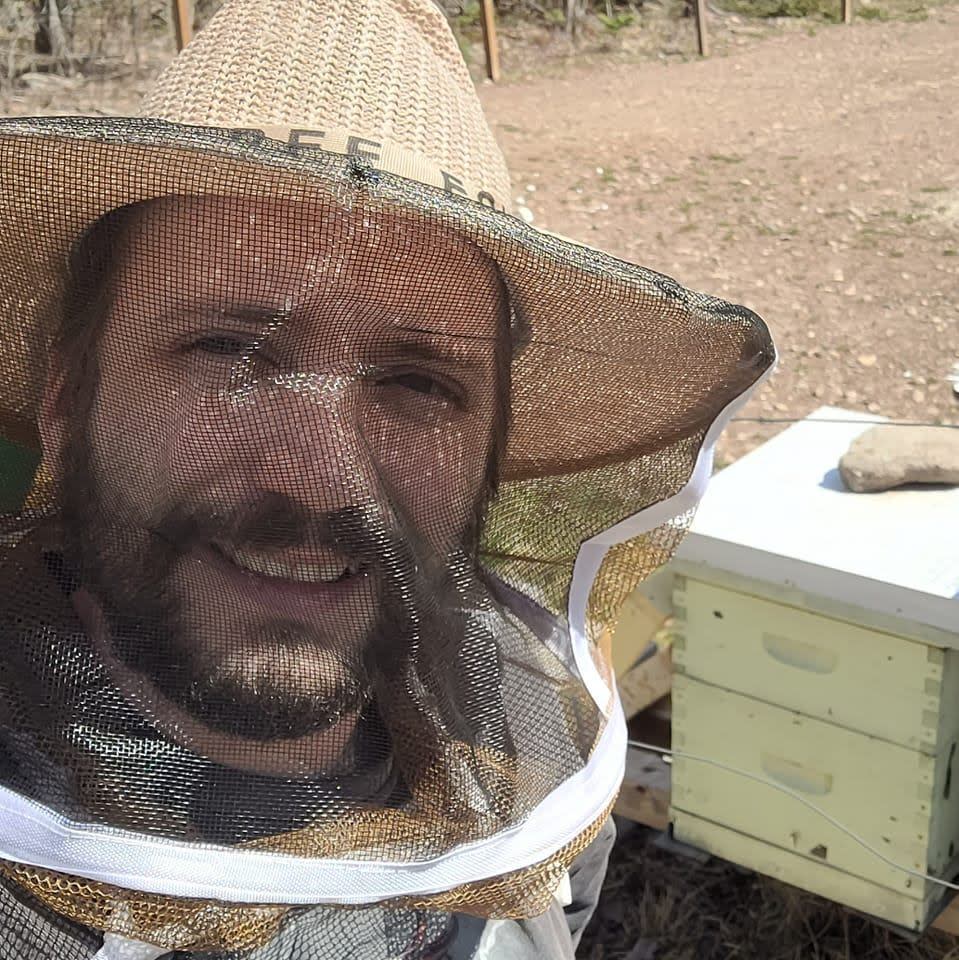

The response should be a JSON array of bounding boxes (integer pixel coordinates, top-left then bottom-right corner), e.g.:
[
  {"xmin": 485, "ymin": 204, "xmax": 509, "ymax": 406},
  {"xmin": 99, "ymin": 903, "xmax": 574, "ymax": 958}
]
[
  {"xmin": 191, "ymin": 334, "xmax": 256, "ymax": 357},
  {"xmin": 391, "ymin": 372, "xmax": 445, "ymax": 396},
  {"xmin": 377, "ymin": 370, "xmax": 463, "ymax": 407}
]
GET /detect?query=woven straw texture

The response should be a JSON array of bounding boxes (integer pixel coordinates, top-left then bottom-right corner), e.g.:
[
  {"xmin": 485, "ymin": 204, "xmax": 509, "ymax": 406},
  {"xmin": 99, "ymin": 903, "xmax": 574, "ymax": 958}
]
[{"xmin": 142, "ymin": 0, "xmax": 513, "ymax": 207}]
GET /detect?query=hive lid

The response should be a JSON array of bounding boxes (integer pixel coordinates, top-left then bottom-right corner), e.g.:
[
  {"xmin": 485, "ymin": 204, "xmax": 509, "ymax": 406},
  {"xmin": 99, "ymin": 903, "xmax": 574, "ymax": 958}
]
[{"xmin": 676, "ymin": 407, "xmax": 959, "ymax": 634}]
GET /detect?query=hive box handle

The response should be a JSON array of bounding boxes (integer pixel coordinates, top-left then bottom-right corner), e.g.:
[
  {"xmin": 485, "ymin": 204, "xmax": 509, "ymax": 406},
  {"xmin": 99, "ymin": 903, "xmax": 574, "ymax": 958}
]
[
  {"xmin": 762, "ymin": 632, "xmax": 838, "ymax": 674},
  {"xmin": 761, "ymin": 752, "xmax": 834, "ymax": 796}
]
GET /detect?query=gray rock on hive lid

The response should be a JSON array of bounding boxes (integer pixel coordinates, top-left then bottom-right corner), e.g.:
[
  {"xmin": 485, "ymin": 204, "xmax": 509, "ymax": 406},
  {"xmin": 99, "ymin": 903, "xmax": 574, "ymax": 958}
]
[{"xmin": 839, "ymin": 424, "xmax": 959, "ymax": 492}]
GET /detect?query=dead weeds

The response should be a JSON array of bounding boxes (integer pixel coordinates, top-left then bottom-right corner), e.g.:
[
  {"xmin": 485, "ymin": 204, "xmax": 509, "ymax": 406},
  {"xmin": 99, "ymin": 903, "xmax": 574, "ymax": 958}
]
[{"xmin": 578, "ymin": 825, "xmax": 959, "ymax": 959}]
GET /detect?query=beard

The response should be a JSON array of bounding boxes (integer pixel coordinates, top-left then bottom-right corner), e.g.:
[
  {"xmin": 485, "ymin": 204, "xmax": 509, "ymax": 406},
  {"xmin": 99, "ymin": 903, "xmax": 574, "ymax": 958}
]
[
  {"xmin": 76, "ymin": 495, "xmax": 381, "ymax": 743},
  {"xmin": 56, "ymin": 425, "xmax": 508, "ymax": 763}
]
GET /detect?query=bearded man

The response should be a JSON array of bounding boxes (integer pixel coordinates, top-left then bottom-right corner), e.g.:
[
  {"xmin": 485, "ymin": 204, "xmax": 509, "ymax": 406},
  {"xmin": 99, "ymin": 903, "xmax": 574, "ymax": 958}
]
[{"xmin": 0, "ymin": 0, "xmax": 774, "ymax": 957}]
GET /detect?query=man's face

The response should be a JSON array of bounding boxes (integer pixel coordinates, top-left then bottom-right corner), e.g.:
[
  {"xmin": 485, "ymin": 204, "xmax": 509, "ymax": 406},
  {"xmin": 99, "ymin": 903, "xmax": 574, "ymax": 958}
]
[{"xmin": 48, "ymin": 194, "xmax": 507, "ymax": 773}]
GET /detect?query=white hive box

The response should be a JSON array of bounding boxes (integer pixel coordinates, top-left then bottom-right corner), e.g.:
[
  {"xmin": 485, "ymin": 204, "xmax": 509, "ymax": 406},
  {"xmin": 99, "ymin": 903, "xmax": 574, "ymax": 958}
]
[{"xmin": 666, "ymin": 407, "xmax": 959, "ymax": 931}]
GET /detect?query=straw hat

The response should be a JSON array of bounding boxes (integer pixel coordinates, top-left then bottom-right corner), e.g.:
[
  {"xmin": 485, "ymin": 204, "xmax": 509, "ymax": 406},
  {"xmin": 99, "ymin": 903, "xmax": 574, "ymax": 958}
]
[{"xmin": 0, "ymin": 0, "xmax": 774, "ymax": 485}]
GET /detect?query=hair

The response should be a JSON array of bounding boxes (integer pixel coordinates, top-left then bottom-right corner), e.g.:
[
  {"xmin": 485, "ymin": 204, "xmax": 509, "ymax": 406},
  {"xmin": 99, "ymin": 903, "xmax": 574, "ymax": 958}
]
[{"xmin": 53, "ymin": 205, "xmax": 134, "ymax": 425}]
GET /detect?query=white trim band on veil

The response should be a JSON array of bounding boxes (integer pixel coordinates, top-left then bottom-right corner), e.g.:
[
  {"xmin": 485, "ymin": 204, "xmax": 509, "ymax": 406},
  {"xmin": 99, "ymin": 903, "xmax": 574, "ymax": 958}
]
[
  {"xmin": 0, "ymin": 708, "xmax": 624, "ymax": 904},
  {"xmin": 567, "ymin": 353, "xmax": 777, "ymax": 713}
]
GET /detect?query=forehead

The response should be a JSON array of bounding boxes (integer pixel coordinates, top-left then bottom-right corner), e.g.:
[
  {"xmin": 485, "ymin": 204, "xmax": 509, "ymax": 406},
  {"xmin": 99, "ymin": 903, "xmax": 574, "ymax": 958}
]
[{"xmin": 108, "ymin": 194, "xmax": 504, "ymax": 343}]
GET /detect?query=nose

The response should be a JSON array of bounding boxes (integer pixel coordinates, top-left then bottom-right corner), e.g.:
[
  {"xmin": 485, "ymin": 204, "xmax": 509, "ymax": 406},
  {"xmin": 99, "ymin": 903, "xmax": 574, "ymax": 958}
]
[{"xmin": 220, "ymin": 363, "xmax": 387, "ymax": 517}]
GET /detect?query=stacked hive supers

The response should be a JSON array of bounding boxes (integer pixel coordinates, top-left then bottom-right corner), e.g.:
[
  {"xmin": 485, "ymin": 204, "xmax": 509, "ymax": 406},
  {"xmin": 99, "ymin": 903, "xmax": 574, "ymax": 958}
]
[{"xmin": 664, "ymin": 408, "xmax": 959, "ymax": 931}]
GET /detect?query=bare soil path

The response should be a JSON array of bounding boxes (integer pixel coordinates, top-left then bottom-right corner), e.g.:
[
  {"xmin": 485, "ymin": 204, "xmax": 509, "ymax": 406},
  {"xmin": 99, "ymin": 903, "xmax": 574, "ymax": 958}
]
[{"xmin": 479, "ymin": 7, "xmax": 959, "ymax": 461}]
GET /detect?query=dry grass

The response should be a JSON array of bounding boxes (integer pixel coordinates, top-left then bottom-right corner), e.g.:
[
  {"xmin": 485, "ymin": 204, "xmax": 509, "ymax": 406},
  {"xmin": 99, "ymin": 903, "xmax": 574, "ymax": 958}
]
[
  {"xmin": 578, "ymin": 824, "xmax": 959, "ymax": 960},
  {"xmin": 0, "ymin": 0, "xmax": 227, "ymax": 86}
]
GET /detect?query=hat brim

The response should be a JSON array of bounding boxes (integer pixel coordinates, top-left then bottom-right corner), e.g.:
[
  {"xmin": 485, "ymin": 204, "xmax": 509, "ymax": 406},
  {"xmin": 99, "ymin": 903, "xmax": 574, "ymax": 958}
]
[{"xmin": 0, "ymin": 116, "xmax": 774, "ymax": 483}]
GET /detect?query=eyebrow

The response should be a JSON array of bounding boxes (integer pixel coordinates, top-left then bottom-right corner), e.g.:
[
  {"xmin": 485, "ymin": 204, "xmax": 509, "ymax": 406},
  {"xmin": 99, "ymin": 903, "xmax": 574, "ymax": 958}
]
[
  {"xmin": 183, "ymin": 302, "xmax": 293, "ymax": 327},
  {"xmin": 176, "ymin": 300, "xmax": 495, "ymax": 372},
  {"xmin": 381, "ymin": 336, "xmax": 494, "ymax": 374}
]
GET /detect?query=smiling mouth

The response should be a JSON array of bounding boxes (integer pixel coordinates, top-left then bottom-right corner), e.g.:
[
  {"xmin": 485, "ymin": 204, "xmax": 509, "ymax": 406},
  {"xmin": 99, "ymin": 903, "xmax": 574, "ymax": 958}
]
[{"xmin": 213, "ymin": 544, "xmax": 363, "ymax": 585}]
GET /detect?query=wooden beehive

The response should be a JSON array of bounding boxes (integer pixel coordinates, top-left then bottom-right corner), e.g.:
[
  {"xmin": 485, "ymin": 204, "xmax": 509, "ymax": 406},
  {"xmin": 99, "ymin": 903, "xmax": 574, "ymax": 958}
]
[{"xmin": 666, "ymin": 407, "xmax": 959, "ymax": 931}]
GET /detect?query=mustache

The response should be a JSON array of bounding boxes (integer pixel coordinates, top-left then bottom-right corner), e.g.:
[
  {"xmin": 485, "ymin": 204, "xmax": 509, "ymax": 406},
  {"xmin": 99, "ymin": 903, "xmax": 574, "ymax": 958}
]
[{"xmin": 150, "ymin": 492, "xmax": 388, "ymax": 562}]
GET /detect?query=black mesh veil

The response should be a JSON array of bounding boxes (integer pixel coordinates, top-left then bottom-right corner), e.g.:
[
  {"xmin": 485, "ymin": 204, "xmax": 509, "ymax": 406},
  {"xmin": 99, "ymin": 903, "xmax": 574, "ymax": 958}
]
[{"xmin": 0, "ymin": 117, "xmax": 774, "ymax": 959}]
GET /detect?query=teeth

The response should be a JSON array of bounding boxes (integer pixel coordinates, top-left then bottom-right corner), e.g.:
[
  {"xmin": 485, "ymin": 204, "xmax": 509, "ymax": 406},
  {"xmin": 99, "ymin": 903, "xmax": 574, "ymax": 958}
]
[{"xmin": 227, "ymin": 548, "xmax": 356, "ymax": 584}]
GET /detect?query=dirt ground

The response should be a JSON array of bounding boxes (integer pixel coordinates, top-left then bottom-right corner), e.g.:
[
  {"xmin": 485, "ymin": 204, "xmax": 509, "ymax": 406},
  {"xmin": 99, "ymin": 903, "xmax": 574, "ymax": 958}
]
[
  {"xmin": 577, "ymin": 818, "xmax": 959, "ymax": 960},
  {"xmin": 475, "ymin": 4, "xmax": 959, "ymax": 464},
  {"xmin": 2, "ymin": 5, "xmax": 958, "ymax": 957}
]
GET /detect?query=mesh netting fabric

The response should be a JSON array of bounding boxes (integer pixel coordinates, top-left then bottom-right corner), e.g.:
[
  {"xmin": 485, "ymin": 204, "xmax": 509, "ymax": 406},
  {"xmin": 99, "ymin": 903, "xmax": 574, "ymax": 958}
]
[
  {"xmin": 0, "ymin": 119, "xmax": 772, "ymax": 953},
  {"xmin": 0, "ymin": 869, "xmax": 475, "ymax": 958},
  {"xmin": 0, "ymin": 874, "xmax": 103, "ymax": 960},
  {"xmin": 0, "ymin": 124, "xmax": 772, "ymax": 951},
  {"xmin": 2, "ymin": 800, "xmax": 611, "ymax": 955}
]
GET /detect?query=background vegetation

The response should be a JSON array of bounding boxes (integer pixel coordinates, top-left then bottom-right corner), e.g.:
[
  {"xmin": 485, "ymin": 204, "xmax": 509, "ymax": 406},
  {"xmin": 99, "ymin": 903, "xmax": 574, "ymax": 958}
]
[{"xmin": 4, "ymin": 0, "xmax": 928, "ymax": 91}]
